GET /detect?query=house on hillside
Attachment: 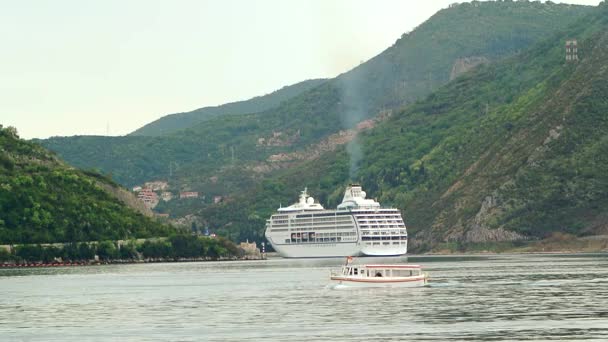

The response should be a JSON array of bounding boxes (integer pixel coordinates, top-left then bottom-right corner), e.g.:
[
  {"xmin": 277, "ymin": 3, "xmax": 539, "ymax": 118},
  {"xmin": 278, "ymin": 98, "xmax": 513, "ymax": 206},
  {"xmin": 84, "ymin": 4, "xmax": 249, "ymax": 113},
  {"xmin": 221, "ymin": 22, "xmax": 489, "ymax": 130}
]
[
  {"xmin": 180, "ymin": 191, "xmax": 199, "ymax": 199},
  {"xmin": 138, "ymin": 189, "xmax": 159, "ymax": 208}
]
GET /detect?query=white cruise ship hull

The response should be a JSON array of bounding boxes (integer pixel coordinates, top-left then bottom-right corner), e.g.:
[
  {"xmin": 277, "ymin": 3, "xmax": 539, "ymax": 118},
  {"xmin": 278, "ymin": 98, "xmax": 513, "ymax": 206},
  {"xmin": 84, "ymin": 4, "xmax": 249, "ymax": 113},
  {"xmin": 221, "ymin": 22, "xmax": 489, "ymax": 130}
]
[
  {"xmin": 360, "ymin": 241, "xmax": 408, "ymax": 257},
  {"xmin": 271, "ymin": 242, "xmax": 362, "ymax": 258}
]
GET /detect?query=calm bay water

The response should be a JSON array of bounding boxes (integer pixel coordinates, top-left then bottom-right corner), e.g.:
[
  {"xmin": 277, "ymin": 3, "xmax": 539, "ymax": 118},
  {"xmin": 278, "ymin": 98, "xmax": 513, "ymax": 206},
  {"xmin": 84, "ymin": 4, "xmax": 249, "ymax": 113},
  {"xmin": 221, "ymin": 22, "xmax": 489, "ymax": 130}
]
[{"xmin": 1, "ymin": 254, "xmax": 607, "ymax": 341}]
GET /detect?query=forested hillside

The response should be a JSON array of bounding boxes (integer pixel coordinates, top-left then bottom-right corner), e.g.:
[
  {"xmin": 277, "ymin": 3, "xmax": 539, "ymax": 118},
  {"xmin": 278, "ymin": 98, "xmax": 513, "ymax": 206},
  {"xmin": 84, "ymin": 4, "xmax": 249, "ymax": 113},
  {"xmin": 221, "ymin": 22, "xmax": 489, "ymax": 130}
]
[
  {"xmin": 130, "ymin": 78, "xmax": 327, "ymax": 136},
  {"xmin": 203, "ymin": 2, "xmax": 608, "ymax": 250},
  {"xmin": 0, "ymin": 126, "xmax": 173, "ymax": 244},
  {"xmin": 37, "ymin": 2, "xmax": 602, "ymax": 249},
  {"xmin": 40, "ymin": 1, "xmax": 593, "ymax": 192},
  {"xmin": 361, "ymin": 2, "xmax": 608, "ymax": 249}
]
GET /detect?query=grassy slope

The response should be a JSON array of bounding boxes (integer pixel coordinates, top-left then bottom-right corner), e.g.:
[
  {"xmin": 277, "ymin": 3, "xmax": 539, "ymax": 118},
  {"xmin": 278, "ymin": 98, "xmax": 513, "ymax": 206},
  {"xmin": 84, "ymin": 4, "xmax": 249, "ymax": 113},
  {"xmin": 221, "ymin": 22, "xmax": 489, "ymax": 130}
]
[{"xmin": 0, "ymin": 127, "xmax": 173, "ymax": 244}]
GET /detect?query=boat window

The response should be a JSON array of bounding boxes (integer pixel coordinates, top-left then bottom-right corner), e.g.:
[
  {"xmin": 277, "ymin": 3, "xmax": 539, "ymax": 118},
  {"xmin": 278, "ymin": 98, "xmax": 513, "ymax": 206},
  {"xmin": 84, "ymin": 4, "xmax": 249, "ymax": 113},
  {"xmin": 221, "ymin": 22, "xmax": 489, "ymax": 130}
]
[{"xmin": 375, "ymin": 271, "xmax": 382, "ymax": 277}]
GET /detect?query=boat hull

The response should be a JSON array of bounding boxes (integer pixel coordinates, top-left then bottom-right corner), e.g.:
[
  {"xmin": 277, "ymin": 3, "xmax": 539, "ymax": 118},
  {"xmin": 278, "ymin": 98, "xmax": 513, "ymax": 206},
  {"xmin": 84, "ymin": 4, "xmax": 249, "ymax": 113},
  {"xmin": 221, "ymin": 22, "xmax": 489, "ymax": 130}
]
[
  {"xmin": 271, "ymin": 242, "xmax": 361, "ymax": 258},
  {"xmin": 268, "ymin": 241, "xmax": 408, "ymax": 258},
  {"xmin": 360, "ymin": 243, "xmax": 407, "ymax": 257},
  {"xmin": 330, "ymin": 275, "xmax": 427, "ymax": 288}
]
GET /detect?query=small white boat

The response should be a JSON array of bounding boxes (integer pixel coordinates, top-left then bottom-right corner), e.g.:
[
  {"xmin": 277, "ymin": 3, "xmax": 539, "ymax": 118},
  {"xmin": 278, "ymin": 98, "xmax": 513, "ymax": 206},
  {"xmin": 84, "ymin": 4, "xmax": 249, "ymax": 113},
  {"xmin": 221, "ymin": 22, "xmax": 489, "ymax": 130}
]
[{"xmin": 330, "ymin": 258, "xmax": 428, "ymax": 287}]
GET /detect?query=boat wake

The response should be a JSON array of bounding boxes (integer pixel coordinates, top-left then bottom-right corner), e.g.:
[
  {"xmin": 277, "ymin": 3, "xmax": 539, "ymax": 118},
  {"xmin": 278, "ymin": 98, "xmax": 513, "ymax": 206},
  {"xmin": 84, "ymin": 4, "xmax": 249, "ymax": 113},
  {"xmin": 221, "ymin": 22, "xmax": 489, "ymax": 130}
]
[{"xmin": 327, "ymin": 283, "xmax": 351, "ymax": 290}]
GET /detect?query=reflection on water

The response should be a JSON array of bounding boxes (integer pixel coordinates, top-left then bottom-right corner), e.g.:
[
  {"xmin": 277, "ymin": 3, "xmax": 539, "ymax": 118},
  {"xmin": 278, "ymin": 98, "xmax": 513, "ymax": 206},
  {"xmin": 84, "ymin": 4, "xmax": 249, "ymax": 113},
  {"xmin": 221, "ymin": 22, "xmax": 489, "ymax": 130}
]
[{"xmin": 1, "ymin": 254, "xmax": 607, "ymax": 341}]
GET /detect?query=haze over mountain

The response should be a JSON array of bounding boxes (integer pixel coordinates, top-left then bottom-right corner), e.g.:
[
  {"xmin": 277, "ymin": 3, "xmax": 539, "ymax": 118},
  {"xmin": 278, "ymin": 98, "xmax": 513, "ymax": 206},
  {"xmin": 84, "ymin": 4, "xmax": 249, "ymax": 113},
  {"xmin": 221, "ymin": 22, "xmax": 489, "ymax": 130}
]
[{"xmin": 36, "ymin": 1, "xmax": 608, "ymax": 250}]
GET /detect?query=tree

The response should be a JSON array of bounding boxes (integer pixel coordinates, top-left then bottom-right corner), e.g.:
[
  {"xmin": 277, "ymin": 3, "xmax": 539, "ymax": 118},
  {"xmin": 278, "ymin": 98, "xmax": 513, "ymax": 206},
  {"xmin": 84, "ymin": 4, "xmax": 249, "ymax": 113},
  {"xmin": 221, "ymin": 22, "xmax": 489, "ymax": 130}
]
[
  {"xmin": 139, "ymin": 240, "xmax": 172, "ymax": 259},
  {"xmin": 0, "ymin": 248, "xmax": 14, "ymax": 262},
  {"xmin": 119, "ymin": 241, "xmax": 138, "ymax": 260},
  {"xmin": 96, "ymin": 241, "xmax": 118, "ymax": 261},
  {"xmin": 169, "ymin": 234, "xmax": 203, "ymax": 258},
  {"xmin": 78, "ymin": 242, "xmax": 95, "ymax": 260}
]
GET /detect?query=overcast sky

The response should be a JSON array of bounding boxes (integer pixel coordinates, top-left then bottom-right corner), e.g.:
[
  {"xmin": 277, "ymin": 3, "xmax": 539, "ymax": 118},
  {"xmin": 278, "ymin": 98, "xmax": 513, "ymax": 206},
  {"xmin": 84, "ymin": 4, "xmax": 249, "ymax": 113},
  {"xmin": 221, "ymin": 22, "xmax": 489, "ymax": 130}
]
[{"xmin": 1, "ymin": 0, "xmax": 602, "ymax": 139}]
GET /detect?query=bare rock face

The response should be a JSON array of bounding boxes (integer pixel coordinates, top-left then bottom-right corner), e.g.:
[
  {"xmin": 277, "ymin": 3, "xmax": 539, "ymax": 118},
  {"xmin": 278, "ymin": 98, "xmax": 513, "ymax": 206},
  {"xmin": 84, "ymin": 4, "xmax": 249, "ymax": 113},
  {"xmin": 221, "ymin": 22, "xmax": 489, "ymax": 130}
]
[
  {"xmin": 464, "ymin": 225, "xmax": 524, "ymax": 243},
  {"xmin": 464, "ymin": 194, "xmax": 525, "ymax": 243},
  {"xmin": 450, "ymin": 56, "xmax": 490, "ymax": 80}
]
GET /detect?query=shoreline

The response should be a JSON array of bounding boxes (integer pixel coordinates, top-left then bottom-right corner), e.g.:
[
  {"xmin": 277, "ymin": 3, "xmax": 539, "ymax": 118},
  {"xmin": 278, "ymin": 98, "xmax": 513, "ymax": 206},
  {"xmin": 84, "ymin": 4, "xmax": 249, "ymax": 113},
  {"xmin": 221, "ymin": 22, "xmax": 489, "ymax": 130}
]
[
  {"xmin": 4, "ymin": 250, "xmax": 608, "ymax": 269},
  {"xmin": 0, "ymin": 255, "xmax": 267, "ymax": 268}
]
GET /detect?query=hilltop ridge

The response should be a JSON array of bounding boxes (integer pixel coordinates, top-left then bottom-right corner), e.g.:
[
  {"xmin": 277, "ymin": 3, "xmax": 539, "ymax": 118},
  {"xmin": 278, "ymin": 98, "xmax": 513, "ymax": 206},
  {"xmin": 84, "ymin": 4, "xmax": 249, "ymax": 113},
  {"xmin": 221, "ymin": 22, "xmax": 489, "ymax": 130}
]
[
  {"xmin": 130, "ymin": 78, "xmax": 327, "ymax": 136},
  {"xmin": 40, "ymin": 1, "xmax": 593, "ymax": 187}
]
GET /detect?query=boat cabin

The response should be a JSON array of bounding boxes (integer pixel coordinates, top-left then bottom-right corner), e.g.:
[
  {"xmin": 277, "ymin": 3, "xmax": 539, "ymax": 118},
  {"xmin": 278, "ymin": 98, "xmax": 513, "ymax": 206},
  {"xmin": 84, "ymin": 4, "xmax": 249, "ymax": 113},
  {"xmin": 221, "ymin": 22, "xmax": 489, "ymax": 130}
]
[{"xmin": 340, "ymin": 264, "xmax": 423, "ymax": 278}]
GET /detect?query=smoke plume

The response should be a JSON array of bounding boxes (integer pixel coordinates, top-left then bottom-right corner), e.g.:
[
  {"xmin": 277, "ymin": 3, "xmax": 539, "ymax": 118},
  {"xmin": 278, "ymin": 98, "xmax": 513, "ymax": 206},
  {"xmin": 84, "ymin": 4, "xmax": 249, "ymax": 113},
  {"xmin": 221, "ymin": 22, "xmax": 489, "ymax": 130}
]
[{"xmin": 337, "ymin": 69, "xmax": 368, "ymax": 181}]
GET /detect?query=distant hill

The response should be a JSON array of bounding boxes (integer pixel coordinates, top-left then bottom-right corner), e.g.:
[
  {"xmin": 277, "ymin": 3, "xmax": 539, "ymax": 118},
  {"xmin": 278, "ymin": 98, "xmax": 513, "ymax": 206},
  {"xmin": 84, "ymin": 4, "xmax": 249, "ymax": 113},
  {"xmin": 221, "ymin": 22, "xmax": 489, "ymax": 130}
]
[
  {"xmin": 130, "ymin": 79, "xmax": 327, "ymax": 136},
  {"xmin": 205, "ymin": 2, "xmax": 608, "ymax": 250},
  {"xmin": 0, "ymin": 126, "xmax": 173, "ymax": 244}
]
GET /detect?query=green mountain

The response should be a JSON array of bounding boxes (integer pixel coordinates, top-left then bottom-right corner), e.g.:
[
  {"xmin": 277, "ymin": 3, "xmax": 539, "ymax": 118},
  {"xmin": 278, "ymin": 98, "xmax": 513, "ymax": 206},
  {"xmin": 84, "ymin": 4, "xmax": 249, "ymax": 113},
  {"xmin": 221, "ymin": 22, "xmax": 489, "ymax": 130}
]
[
  {"xmin": 40, "ymin": 1, "xmax": 593, "ymax": 192},
  {"xmin": 0, "ymin": 126, "xmax": 173, "ymax": 244},
  {"xmin": 361, "ymin": 2, "xmax": 608, "ymax": 250},
  {"xmin": 37, "ymin": 1, "xmax": 599, "ymax": 248},
  {"xmin": 130, "ymin": 78, "xmax": 327, "ymax": 136},
  {"xmin": 203, "ymin": 2, "xmax": 608, "ymax": 250}
]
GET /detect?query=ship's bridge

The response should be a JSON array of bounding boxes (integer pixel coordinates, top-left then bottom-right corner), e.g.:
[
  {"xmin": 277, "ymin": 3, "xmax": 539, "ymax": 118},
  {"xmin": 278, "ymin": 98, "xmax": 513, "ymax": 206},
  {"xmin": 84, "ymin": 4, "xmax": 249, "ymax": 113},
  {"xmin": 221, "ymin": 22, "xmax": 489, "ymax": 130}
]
[{"xmin": 337, "ymin": 184, "xmax": 381, "ymax": 211}]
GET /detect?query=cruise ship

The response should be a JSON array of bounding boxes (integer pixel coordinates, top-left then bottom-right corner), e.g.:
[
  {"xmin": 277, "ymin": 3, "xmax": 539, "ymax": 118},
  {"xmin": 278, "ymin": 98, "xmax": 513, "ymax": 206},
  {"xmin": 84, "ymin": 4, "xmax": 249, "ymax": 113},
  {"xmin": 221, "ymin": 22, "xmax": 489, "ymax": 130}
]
[{"xmin": 264, "ymin": 184, "xmax": 408, "ymax": 258}]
